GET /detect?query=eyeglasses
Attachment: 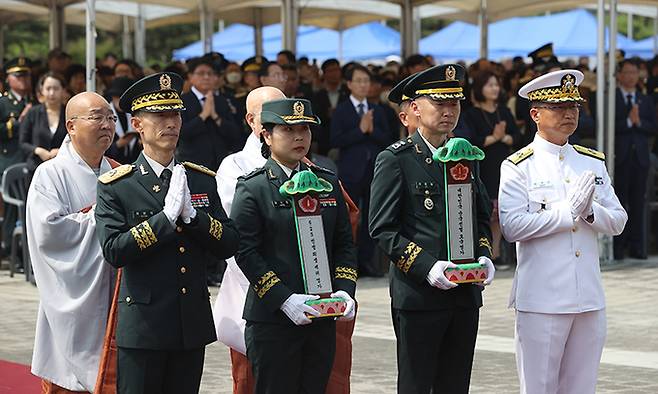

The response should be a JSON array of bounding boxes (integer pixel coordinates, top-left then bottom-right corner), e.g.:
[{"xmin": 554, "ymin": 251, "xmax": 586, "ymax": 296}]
[
  {"xmin": 69, "ymin": 114, "xmax": 118, "ymax": 123},
  {"xmin": 193, "ymin": 71, "xmax": 216, "ymax": 78},
  {"xmin": 535, "ymin": 104, "xmax": 582, "ymax": 112},
  {"xmin": 269, "ymin": 73, "xmax": 288, "ymax": 81}
]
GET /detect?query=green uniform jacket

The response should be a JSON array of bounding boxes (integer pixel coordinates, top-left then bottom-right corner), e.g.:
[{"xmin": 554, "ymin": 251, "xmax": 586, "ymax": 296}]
[
  {"xmin": 0, "ymin": 91, "xmax": 31, "ymax": 173},
  {"xmin": 95, "ymin": 153, "xmax": 239, "ymax": 350},
  {"xmin": 233, "ymin": 158, "xmax": 358, "ymax": 325},
  {"xmin": 369, "ymin": 131, "xmax": 493, "ymax": 311}
]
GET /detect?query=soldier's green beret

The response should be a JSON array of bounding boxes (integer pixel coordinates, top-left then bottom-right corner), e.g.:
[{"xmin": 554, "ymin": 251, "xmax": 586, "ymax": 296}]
[
  {"xmin": 261, "ymin": 98, "xmax": 321, "ymax": 126},
  {"xmin": 119, "ymin": 72, "xmax": 185, "ymax": 114}
]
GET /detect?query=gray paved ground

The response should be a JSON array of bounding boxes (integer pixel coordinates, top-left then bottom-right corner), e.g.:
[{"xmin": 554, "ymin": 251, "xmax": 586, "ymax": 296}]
[{"xmin": 1, "ymin": 259, "xmax": 657, "ymax": 393}]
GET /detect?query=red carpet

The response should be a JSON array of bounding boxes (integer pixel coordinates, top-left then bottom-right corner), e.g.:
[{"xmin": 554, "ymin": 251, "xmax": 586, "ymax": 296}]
[{"xmin": 0, "ymin": 360, "xmax": 41, "ymax": 393}]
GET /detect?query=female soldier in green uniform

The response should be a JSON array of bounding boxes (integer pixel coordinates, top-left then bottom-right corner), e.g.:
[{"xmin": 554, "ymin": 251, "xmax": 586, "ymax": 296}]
[{"xmin": 232, "ymin": 98, "xmax": 358, "ymax": 394}]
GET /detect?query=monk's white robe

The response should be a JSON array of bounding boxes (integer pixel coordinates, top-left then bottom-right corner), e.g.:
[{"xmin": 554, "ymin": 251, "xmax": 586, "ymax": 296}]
[{"xmin": 27, "ymin": 136, "xmax": 114, "ymax": 391}]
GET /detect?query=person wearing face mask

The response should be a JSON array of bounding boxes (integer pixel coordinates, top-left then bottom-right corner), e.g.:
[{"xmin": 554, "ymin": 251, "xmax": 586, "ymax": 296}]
[
  {"xmin": 19, "ymin": 72, "xmax": 68, "ymax": 175},
  {"xmin": 460, "ymin": 70, "xmax": 521, "ymax": 267},
  {"xmin": 369, "ymin": 64, "xmax": 495, "ymax": 394}
]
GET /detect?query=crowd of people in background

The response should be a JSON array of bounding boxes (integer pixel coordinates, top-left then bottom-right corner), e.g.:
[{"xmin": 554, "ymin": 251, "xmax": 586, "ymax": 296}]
[{"xmin": 1, "ymin": 43, "xmax": 656, "ymax": 279}]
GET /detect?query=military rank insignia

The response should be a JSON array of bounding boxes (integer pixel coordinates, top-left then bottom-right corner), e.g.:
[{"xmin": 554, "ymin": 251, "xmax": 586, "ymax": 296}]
[{"xmin": 190, "ymin": 193, "xmax": 210, "ymax": 208}]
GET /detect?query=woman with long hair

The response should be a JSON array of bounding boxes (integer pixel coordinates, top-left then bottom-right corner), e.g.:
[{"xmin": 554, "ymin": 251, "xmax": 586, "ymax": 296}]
[{"xmin": 19, "ymin": 72, "xmax": 68, "ymax": 173}]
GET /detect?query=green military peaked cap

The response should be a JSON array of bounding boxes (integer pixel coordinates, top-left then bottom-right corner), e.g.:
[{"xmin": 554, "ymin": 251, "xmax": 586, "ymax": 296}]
[
  {"xmin": 387, "ymin": 73, "xmax": 416, "ymax": 105},
  {"xmin": 402, "ymin": 64, "xmax": 466, "ymax": 101},
  {"xmin": 119, "ymin": 72, "xmax": 185, "ymax": 114},
  {"xmin": 4, "ymin": 57, "xmax": 32, "ymax": 75},
  {"xmin": 261, "ymin": 98, "xmax": 321, "ymax": 125}
]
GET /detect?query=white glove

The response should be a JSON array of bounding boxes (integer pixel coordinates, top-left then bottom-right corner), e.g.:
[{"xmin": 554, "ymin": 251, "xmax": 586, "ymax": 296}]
[
  {"xmin": 479, "ymin": 256, "xmax": 495, "ymax": 285},
  {"xmin": 568, "ymin": 171, "xmax": 595, "ymax": 219},
  {"xmin": 331, "ymin": 290, "xmax": 356, "ymax": 321},
  {"xmin": 162, "ymin": 165, "xmax": 186, "ymax": 225},
  {"xmin": 426, "ymin": 260, "xmax": 458, "ymax": 290},
  {"xmin": 280, "ymin": 293, "xmax": 321, "ymax": 325},
  {"xmin": 180, "ymin": 173, "xmax": 197, "ymax": 224}
]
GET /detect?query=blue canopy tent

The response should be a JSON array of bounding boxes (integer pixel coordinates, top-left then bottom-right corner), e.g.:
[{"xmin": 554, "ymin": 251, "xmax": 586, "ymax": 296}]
[
  {"xmin": 625, "ymin": 36, "xmax": 658, "ymax": 59},
  {"xmin": 172, "ymin": 22, "xmax": 399, "ymax": 63},
  {"xmin": 420, "ymin": 9, "xmax": 633, "ymax": 61}
]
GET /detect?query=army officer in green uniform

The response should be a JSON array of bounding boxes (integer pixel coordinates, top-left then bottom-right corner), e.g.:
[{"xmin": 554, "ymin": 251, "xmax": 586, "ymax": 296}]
[
  {"xmin": 95, "ymin": 72, "xmax": 239, "ymax": 394},
  {"xmin": 0, "ymin": 57, "xmax": 34, "ymax": 258},
  {"xmin": 369, "ymin": 64, "xmax": 495, "ymax": 394},
  {"xmin": 232, "ymin": 98, "xmax": 357, "ymax": 394}
]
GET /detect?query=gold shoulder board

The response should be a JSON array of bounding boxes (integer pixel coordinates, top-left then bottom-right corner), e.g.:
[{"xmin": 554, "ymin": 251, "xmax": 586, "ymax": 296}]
[
  {"xmin": 507, "ymin": 147, "xmax": 534, "ymax": 165},
  {"xmin": 183, "ymin": 161, "xmax": 216, "ymax": 177},
  {"xmin": 573, "ymin": 145, "xmax": 605, "ymax": 161},
  {"xmin": 99, "ymin": 164, "xmax": 134, "ymax": 184}
]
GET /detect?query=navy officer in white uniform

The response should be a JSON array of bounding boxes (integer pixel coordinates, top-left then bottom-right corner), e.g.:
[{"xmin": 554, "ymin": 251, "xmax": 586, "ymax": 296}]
[{"xmin": 498, "ymin": 69, "xmax": 627, "ymax": 394}]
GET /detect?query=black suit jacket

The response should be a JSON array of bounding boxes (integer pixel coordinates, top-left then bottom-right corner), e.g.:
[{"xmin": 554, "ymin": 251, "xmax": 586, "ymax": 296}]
[
  {"xmin": 330, "ymin": 100, "xmax": 393, "ymax": 184},
  {"xmin": 311, "ymin": 88, "xmax": 348, "ymax": 155},
  {"xmin": 18, "ymin": 104, "xmax": 67, "ymax": 171},
  {"xmin": 95, "ymin": 153, "xmax": 239, "ymax": 350},
  {"xmin": 233, "ymin": 159, "xmax": 357, "ymax": 325},
  {"xmin": 615, "ymin": 88, "xmax": 657, "ymax": 167},
  {"xmin": 177, "ymin": 90, "xmax": 242, "ymax": 171}
]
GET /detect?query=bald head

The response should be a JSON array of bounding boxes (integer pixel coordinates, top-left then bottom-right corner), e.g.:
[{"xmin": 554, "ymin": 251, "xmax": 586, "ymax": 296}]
[
  {"xmin": 65, "ymin": 91, "xmax": 115, "ymax": 168},
  {"xmin": 245, "ymin": 86, "xmax": 285, "ymax": 137},
  {"xmin": 65, "ymin": 91, "xmax": 111, "ymax": 120}
]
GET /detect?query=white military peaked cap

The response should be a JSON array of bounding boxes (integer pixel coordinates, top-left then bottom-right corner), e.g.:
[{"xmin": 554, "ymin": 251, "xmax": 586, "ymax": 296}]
[{"xmin": 518, "ymin": 69, "xmax": 585, "ymax": 103}]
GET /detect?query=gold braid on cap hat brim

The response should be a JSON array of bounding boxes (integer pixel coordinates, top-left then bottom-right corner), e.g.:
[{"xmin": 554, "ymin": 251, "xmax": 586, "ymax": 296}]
[
  {"xmin": 414, "ymin": 87, "xmax": 465, "ymax": 101},
  {"xmin": 6, "ymin": 66, "xmax": 30, "ymax": 74},
  {"xmin": 131, "ymin": 91, "xmax": 184, "ymax": 112},
  {"xmin": 527, "ymin": 87, "xmax": 585, "ymax": 102},
  {"xmin": 279, "ymin": 114, "xmax": 319, "ymax": 124}
]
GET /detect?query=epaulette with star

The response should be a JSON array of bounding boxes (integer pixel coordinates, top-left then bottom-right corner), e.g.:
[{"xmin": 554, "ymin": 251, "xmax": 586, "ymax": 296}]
[
  {"xmin": 507, "ymin": 147, "xmax": 534, "ymax": 165},
  {"xmin": 98, "ymin": 164, "xmax": 134, "ymax": 184},
  {"xmin": 183, "ymin": 161, "xmax": 216, "ymax": 177},
  {"xmin": 573, "ymin": 145, "xmax": 605, "ymax": 161},
  {"xmin": 239, "ymin": 167, "xmax": 266, "ymax": 181},
  {"xmin": 386, "ymin": 138, "xmax": 414, "ymax": 154}
]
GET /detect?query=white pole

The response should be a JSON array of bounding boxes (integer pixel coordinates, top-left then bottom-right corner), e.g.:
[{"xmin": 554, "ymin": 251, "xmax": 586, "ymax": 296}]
[
  {"xmin": 337, "ymin": 16, "xmax": 344, "ymax": 63},
  {"xmin": 479, "ymin": 0, "xmax": 488, "ymax": 59},
  {"xmin": 596, "ymin": 0, "xmax": 605, "ymax": 153},
  {"xmin": 401, "ymin": 0, "xmax": 413, "ymax": 58},
  {"xmin": 254, "ymin": 8, "xmax": 263, "ymax": 57},
  {"xmin": 122, "ymin": 15, "xmax": 132, "ymax": 60},
  {"xmin": 627, "ymin": 11, "xmax": 633, "ymax": 40},
  {"xmin": 218, "ymin": 19, "xmax": 225, "ymax": 33},
  {"xmin": 281, "ymin": 0, "xmax": 289, "ymax": 50},
  {"xmin": 654, "ymin": 8, "xmax": 658, "ymax": 56},
  {"xmin": 134, "ymin": 4, "xmax": 146, "ymax": 67},
  {"xmin": 604, "ymin": 0, "xmax": 618, "ymax": 262},
  {"xmin": 412, "ymin": 5, "xmax": 420, "ymax": 54},
  {"xmin": 85, "ymin": 0, "xmax": 96, "ymax": 92},
  {"xmin": 49, "ymin": 3, "xmax": 64, "ymax": 50}
]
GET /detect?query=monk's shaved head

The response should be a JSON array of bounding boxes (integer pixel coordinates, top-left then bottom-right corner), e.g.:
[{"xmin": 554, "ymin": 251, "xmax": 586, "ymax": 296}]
[
  {"xmin": 65, "ymin": 91, "xmax": 115, "ymax": 168},
  {"xmin": 245, "ymin": 86, "xmax": 286, "ymax": 137},
  {"xmin": 65, "ymin": 91, "xmax": 111, "ymax": 120}
]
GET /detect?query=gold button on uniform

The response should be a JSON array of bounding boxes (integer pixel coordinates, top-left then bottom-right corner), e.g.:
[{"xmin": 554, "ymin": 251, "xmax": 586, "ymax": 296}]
[
  {"xmin": 176, "ymin": 226, "xmax": 182, "ymax": 233},
  {"xmin": 559, "ymin": 154, "xmax": 564, "ymax": 161},
  {"xmin": 125, "ymin": 296, "xmax": 131, "ymax": 303},
  {"xmin": 181, "ymin": 287, "xmax": 187, "ymax": 294},
  {"xmin": 179, "ymin": 246, "xmax": 185, "ymax": 253},
  {"xmin": 575, "ymin": 251, "xmax": 581, "ymax": 257},
  {"xmin": 180, "ymin": 266, "xmax": 186, "ymax": 274}
]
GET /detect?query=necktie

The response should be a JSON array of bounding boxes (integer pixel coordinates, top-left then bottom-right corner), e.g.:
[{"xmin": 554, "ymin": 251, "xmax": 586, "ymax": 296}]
[
  {"xmin": 160, "ymin": 168, "xmax": 172, "ymax": 192},
  {"xmin": 357, "ymin": 103, "xmax": 365, "ymax": 117},
  {"xmin": 626, "ymin": 94, "xmax": 633, "ymax": 114}
]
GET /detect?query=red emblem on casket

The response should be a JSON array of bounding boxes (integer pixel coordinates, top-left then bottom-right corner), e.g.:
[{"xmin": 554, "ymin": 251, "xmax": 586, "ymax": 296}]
[
  {"xmin": 450, "ymin": 163, "xmax": 470, "ymax": 181},
  {"xmin": 298, "ymin": 195, "xmax": 319, "ymax": 213}
]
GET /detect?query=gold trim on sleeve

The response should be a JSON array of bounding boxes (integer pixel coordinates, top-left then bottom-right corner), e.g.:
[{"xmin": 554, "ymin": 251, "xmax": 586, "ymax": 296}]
[
  {"xmin": 395, "ymin": 241, "xmax": 422, "ymax": 273},
  {"xmin": 254, "ymin": 271, "xmax": 281, "ymax": 298},
  {"xmin": 335, "ymin": 266, "xmax": 358, "ymax": 283},
  {"xmin": 130, "ymin": 221, "xmax": 157, "ymax": 250},
  {"xmin": 209, "ymin": 215, "xmax": 224, "ymax": 240}
]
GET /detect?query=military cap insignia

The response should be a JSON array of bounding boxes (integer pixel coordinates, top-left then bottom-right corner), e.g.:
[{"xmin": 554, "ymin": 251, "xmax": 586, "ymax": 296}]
[
  {"xmin": 293, "ymin": 101, "xmax": 305, "ymax": 116},
  {"xmin": 573, "ymin": 145, "xmax": 605, "ymax": 161},
  {"xmin": 446, "ymin": 65, "xmax": 456, "ymax": 81},
  {"xmin": 507, "ymin": 147, "xmax": 534, "ymax": 165},
  {"xmin": 98, "ymin": 164, "xmax": 134, "ymax": 184},
  {"xmin": 561, "ymin": 74, "xmax": 576, "ymax": 94},
  {"xmin": 159, "ymin": 73, "xmax": 172, "ymax": 90},
  {"xmin": 18, "ymin": 58, "xmax": 25, "ymax": 66},
  {"xmin": 182, "ymin": 161, "xmax": 216, "ymax": 177}
]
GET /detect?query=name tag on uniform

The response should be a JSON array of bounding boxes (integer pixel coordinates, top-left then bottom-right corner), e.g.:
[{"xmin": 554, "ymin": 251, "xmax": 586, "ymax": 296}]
[
  {"xmin": 132, "ymin": 210, "xmax": 155, "ymax": 219},
  {"xmin": 319, "ymin": 198, "xmax": 337, "ymax": 207},
  {"xmin": 190, "ymin": 193, "xmax": 210, "ymax": 208},
  {"xmin": 272, "ymin": 200, "xmax": 291, "ymax": 208}
]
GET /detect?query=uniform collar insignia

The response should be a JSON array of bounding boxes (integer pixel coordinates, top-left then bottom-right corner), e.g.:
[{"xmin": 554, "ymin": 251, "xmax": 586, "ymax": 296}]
[
  {"xmin": 139, "ymin": 164, "xmax": 148, "ymax": 175},
  {"xmin": 152, "ymin": 184, "xmax": 161, "ymax": 193}
]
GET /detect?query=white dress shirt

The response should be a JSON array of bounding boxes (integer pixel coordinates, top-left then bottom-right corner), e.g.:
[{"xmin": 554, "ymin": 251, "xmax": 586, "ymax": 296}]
[
  {"xmin": 349, "ymin": 94, "xmax": 368, "ymax": 115},
  {"xmin": 498, "ymin": 134, "xmax": 627, "ymax": 314}
]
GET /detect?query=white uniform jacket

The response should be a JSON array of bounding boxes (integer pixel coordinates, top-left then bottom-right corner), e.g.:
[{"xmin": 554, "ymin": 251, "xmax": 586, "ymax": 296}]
[
  {"xmin": 27, "ymin": 136, "xmax": 114, "ymax": 391},
  {"xmin": 499, "ymin": 135, "xmax": 627, "ymax": 314},
  {"xmin": 213, "ymin": 133, "xmax": 266, "ymax": 354}
]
